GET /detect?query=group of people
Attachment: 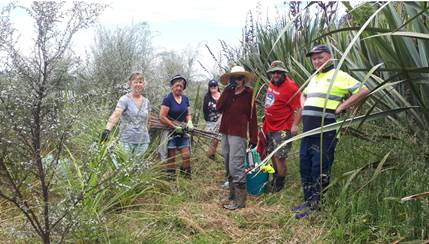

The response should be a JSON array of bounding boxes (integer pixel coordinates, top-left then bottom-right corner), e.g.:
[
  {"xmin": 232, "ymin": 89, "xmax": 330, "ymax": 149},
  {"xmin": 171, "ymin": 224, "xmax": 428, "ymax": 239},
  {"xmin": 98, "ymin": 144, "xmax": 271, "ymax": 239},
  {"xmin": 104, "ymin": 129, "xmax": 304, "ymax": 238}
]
[{"xmin": 101, "ymin": 44, "xmax": 369, "ymax": 219}]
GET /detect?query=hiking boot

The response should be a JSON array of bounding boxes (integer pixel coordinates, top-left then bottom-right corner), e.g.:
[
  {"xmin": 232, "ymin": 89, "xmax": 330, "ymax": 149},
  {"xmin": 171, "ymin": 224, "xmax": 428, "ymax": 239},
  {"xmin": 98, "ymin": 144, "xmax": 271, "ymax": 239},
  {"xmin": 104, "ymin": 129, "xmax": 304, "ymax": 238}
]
[
  {"xmin": 223, "ymin": 183, "xmax": 246, "ymax": 210},
  {"xmin": 295, "ymin": 209, "xmax": 316, "ymax": 219},
  {"xmin": 179, "ymin": 166, "xmax": 191, "ymax": 179},
  {"xmin": 295, "ymin": 201, "xmax": 321, "ymax": 219},
  {"xmin": 292, "ymin": 202, "xmax": 309, "ymax": 212}
]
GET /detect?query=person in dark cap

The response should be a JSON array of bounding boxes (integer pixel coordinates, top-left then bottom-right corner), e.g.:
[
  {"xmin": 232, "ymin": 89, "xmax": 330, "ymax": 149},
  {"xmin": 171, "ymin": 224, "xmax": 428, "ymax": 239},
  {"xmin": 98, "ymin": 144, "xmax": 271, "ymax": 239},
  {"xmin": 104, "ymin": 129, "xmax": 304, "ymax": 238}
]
[
  {"xmin": 203, "ymin": 79, "xmax": 221, "ymax": 159},
  {"xmin": 294, "ymin": 44, "xmax": 369, "ymax": 219},
  {"xmin": 159, "ymin": 75, "xmax": 194, "ymax": 179},
  {"xmin": 262, "ymin": 60, "xmax": 302, "ymax": 192}
]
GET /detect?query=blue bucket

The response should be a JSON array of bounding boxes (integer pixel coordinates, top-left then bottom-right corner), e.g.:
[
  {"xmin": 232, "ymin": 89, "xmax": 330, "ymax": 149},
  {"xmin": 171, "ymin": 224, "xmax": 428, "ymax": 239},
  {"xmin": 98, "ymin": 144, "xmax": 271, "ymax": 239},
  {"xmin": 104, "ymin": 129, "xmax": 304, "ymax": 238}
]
[{"xmin": 245, "ymin": 148, "xmax": 268, "ymax": 196}]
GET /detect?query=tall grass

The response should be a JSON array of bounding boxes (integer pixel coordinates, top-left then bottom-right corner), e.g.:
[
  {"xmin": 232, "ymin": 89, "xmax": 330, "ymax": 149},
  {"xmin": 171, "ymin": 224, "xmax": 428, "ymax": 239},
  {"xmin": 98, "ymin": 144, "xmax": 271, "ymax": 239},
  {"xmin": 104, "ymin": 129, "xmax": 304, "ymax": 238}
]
[{"xmin": 232, "ymin": 1, "xmax": 429, "ymax": 242}]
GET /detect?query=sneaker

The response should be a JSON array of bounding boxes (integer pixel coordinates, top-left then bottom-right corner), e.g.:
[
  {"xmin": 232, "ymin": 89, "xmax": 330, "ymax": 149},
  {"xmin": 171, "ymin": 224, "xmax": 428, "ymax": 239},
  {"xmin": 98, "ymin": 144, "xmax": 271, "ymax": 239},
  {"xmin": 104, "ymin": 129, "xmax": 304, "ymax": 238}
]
[{"xmin": 222, "ymin": 180, "xmax": 229, "ymax": 189}]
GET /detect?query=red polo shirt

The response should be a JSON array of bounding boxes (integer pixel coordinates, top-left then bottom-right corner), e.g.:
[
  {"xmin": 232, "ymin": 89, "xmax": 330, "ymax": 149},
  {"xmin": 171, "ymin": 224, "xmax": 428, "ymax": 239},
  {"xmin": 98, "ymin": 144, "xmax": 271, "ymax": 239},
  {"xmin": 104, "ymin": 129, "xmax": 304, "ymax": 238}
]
[{"xmin": 263, "ymin": 77, "xmax": 301, "ymax": 132}]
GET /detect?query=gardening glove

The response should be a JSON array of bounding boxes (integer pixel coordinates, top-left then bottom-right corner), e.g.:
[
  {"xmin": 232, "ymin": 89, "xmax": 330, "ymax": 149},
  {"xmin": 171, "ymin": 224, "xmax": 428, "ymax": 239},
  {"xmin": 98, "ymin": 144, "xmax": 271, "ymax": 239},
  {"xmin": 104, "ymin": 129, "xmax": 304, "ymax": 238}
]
[
  {"xmin": 100, "ymin": 129, "xmax": 110, "ymax": 143},
  {"xmin": 260, "ymin": 164, "xmax": 275, "ymax": 174},
  {"xmin": 186, "ymin": 120, "xmax": 194, "ymax": 132},
  {"xmin": 174, "ymin": 125, "xmax": 184, "ymax": 134}
]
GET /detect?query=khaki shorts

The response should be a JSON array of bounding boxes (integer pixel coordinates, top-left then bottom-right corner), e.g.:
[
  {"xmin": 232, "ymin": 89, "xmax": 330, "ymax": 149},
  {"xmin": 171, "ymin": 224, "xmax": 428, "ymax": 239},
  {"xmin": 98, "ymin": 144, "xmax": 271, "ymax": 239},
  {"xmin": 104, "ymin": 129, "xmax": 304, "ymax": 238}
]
[{"xmin": 266, "ymin": 130, "xmax": 292, "ymax": 159}]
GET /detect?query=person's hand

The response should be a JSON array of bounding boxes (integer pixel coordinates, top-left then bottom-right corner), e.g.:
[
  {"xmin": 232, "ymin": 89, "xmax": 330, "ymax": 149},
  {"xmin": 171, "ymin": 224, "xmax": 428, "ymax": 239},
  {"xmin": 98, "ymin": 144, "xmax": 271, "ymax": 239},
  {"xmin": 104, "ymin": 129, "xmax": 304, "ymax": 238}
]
[
  {"xmin": 248, "ymin": 142, "xmax": 257, "ymax": 149},
  {"xmin": 186, "ymin": 120, "xmax": 194, "ymax": 132},
  {"xmin": 100, "ymin": 129, "xmax": 110, "ymax": 143},
  {"xmin": 226, "ymin": 80, "xmax": 237, "ymax": 90},
  {"xmin": 335, "ymin": 105, "xmax": 346, "ymax": 115},
  {"xmin": 174, "ymin": 126, "xmax": 184, "ymax": 134},
  {"xmin": 290, "ymin": 125, "xmax": 299, "ymax": 137}
]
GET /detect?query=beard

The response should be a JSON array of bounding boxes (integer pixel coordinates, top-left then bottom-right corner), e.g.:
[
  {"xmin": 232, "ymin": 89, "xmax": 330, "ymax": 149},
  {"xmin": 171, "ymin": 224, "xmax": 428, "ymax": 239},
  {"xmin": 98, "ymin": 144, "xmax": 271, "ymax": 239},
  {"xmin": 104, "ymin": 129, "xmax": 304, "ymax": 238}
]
[{"xmin": 271, "ymin": 74, "xmax": 286, "ymax": 86}]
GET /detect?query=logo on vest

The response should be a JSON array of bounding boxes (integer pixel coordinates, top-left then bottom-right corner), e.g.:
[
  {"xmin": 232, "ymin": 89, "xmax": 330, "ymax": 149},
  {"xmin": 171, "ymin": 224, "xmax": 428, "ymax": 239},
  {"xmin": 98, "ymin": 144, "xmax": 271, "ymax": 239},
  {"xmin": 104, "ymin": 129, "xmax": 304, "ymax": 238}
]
[{"xmin": 265, "ymin": 93, "xmax": 275, "ymax": 108}]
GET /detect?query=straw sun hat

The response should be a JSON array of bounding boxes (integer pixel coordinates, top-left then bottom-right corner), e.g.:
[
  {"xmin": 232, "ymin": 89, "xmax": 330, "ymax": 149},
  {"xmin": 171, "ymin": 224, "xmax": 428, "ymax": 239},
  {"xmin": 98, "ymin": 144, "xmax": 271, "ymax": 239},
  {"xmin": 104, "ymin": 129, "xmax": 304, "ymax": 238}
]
[{"xmin": 219, "ymin": 66, "xmax": 256, "ymax": 85}]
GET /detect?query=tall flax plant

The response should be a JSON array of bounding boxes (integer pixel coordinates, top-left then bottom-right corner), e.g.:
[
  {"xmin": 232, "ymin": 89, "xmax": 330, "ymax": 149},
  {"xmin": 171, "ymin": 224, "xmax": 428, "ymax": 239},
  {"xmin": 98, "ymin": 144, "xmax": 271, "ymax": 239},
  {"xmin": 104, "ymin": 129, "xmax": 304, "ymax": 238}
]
[
  {"xmin": 239, "ymin": 1, "xmax": 429, "ymax": 156},
  {"xmin": 319, "ymin": 2, "xmax": 429, "ymax": 140},
  {"xmin": 236, "ymin": 1, "xmax": 429, "ymax": 241}
]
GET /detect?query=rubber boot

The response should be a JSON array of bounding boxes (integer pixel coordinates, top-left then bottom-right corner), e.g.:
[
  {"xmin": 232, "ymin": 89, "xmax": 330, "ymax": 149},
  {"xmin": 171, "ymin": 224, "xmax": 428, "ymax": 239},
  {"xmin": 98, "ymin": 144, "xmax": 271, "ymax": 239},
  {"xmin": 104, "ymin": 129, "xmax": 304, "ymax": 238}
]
[
  {"xmin": 228, "ymin": 178, "xmax": 235, "ymax": 200},
  {"xmin": 179, "ymin": 166, "xmax": 192, "ymax": 179},
  {"xmin": 272, "ymin": 176, "xmax": 285, "ymax": 192},
  {"xmin": 223, "ymin": 183, "xmax": 246, "ymax": 210}
]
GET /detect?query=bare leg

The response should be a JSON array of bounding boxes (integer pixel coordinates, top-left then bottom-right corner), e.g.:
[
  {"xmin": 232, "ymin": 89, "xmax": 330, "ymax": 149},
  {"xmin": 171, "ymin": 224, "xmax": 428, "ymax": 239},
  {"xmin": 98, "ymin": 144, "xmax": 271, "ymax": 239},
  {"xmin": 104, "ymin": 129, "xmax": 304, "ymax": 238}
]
[
  {"xmin": 167, "ymin": 149, "xmax": 176, "ymax": 170},
  {"xmin": 180, "ymin": 147, "xmax": 191, "ymax": 169},
  {"xmin": 273, "ymin": 157, "xmax": 287, "ymax": 177}
]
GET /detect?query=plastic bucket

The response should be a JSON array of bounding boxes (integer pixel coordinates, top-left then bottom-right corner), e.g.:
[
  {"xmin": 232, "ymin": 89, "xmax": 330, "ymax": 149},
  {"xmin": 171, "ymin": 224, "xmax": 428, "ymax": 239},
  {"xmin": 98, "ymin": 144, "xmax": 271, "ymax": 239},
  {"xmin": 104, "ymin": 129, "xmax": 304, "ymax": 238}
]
[{"xmin": 245, "ymin": 148, "xmax": 268, "ymax": 196}]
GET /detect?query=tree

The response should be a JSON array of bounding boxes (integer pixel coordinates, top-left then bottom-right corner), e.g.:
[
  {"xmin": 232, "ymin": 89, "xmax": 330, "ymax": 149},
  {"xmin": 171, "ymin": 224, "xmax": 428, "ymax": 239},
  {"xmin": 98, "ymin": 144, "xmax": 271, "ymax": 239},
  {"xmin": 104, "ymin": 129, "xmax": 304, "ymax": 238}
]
[
  {"xmin": 88, "ymin": 22, "xmax": 155, "ymax": 104},
  {"xmin": 0, "ymin": 2, "xmax": 105, "ymax": 243}
]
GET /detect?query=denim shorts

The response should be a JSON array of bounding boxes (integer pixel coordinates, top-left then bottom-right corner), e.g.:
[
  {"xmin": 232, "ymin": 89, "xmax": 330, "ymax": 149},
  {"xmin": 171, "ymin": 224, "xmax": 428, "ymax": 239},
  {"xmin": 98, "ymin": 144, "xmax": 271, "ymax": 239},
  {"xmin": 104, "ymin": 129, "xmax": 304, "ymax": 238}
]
[{"xmin": 167, "ymin": 134, "xmax": 190, "ymax": 149}]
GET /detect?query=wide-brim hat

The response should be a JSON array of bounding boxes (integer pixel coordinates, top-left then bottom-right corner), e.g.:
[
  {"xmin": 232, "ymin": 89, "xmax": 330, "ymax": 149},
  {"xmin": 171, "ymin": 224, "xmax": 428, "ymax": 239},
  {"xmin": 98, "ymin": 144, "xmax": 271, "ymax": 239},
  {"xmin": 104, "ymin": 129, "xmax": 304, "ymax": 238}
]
[
  {"xmin": 267, "ymin": 60, "xmax": 288, "ymax": 73},
  {"xmin": 306, "ymin": 44, "xmax": 331, "ymax": 57},
  {"xmin": 219, "ymin": 66, "xmax": 256, "ymax": 85}
]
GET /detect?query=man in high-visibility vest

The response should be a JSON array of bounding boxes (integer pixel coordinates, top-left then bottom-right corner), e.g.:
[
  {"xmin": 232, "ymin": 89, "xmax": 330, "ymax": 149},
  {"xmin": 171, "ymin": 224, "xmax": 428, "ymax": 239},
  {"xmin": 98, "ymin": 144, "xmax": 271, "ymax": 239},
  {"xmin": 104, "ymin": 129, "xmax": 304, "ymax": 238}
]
[{"xmin": 294, "ymin": 45, "xmax": 369, "ymax": 219}]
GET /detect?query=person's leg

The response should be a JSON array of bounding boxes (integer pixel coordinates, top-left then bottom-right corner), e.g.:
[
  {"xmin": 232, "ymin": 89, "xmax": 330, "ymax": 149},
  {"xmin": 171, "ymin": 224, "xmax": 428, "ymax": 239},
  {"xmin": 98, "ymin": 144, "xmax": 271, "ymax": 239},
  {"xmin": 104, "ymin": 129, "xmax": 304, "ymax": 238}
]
[
  {"xmin": 296, "ymin": 138, "xmax": 313, "ymax": 207},
  {"xmin": 179, "ymin": 146, "xmax": 191, "ymax": 178},
  {"xmin": 271, "ymin": 131, "xmax": 292, "ymax": 192},
  {"xmin": 221, "ymin": 134, "xmax": 235, "ymax": 200},
  {"xmin": 207, "ymin": 138, "xmax": 219, "ymax": 159},
  {"xmin": 224, "ymin": 136, "xmax": 247, "ymax": 210},
  {"xmin": 164, "ymin": 137, "xmax": 178, "ymax": 179},
  {"xmin": 309, "ymin": 135, "xmax": 334, "ymax": 210}
]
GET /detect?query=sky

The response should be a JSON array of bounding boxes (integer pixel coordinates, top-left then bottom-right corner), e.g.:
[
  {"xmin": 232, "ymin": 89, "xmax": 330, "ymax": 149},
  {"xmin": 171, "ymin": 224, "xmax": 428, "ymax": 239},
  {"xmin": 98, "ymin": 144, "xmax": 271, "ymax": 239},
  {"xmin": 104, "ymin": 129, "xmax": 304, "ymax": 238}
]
[{"xmin": 0, "ymin": 0, "xmax": 287, "ymax": 77}]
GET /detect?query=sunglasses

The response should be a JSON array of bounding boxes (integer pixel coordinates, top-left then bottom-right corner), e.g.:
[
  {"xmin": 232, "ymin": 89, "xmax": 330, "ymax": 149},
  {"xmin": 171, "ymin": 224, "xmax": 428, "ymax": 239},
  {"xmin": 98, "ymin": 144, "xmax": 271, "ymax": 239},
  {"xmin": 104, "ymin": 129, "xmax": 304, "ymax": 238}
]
[
  {"xmin": 230, "ymin": 76, "xmax": 245, "ymax": 82},
  {"xmin": 271, "ymin": 71, "xmax": 284, "ymax": 75}
]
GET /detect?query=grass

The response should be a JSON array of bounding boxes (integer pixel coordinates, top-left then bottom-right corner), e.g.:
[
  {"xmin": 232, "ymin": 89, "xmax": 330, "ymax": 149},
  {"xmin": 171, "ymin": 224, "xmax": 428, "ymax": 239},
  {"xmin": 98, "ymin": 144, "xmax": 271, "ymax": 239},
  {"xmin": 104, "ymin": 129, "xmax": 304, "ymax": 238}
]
[{"xmin": 0, "ymin": 121, "xmax": 428, "ymax": 243}]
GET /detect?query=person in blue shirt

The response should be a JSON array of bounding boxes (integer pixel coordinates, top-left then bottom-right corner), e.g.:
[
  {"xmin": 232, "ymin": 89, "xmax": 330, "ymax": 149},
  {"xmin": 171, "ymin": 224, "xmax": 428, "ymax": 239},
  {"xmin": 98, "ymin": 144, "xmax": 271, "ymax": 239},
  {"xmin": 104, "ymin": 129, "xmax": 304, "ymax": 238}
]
[{"xmin": 159, "ymin": 75, "xmax": 194, "ymax": 179}]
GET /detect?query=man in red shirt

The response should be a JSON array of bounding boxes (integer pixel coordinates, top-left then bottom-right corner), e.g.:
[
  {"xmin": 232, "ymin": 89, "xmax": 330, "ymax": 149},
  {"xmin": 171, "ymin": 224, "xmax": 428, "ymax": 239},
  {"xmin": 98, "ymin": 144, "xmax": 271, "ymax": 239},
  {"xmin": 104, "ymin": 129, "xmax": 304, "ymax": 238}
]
[{"xmin": 263, "ymin": 60, "xmax": 302, "ymax": 192}]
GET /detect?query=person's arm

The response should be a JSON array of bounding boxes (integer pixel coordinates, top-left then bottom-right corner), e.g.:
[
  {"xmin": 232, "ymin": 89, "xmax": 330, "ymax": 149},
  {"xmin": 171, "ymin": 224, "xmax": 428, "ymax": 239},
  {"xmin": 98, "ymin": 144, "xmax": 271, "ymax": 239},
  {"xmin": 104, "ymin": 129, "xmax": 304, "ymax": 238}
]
[
  {"xmin": 159, "ymin": 105, "xmax": 176, "ymax": 128},
  {"xmin": 105, "ymin": 107, "xmax": 124, "ymax": 130},
  {"xmin": 289, "ymin": 84, "xmax": 302, "ymax": 136},
  {"xmin": 336, "ymin": 87, "xmax": 369, "ymax": 114},
  {"xmin": 216, "ymin": 89, "xmax": 234, "ymax": 112},
  {"xmin": 290, "ymin": 108, "xmax": 302, "ymax": 136},
  {"xmin": 186, "ymin": 106, "xmax": 192, "ymax": 123}
]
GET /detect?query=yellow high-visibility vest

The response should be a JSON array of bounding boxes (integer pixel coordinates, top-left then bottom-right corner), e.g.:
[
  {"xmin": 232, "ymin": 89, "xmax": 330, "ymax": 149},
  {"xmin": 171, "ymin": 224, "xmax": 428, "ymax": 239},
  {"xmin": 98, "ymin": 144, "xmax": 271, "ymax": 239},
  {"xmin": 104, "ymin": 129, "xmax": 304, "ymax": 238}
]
[{"xmin": 303, "ymin": 68, "xmax": 366, "ymax": 114}]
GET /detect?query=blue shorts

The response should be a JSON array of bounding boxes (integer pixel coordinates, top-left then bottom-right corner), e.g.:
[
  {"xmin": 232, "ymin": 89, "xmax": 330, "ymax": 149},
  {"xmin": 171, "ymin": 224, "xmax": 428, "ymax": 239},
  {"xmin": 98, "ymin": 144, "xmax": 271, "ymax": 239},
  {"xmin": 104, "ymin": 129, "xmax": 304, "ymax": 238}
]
[{"xmin": 167, "ymin": 134, "xmax": 190, "ymax": 150}]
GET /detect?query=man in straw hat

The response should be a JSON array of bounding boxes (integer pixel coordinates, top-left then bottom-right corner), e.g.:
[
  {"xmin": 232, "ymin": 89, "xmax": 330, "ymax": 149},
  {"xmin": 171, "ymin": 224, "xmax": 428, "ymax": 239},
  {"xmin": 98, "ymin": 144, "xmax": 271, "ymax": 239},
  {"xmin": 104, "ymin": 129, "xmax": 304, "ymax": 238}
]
[
  {"xmin": 294, "ymin": 44, "xmax": 369, "ymax": 219},
  {"xmin": 217, "ymin": 65, "xmax": 258, "ymax": 210},
  {"xmin": 262, "ymin": 60, "xmax": 302, "ymax": 192}
]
